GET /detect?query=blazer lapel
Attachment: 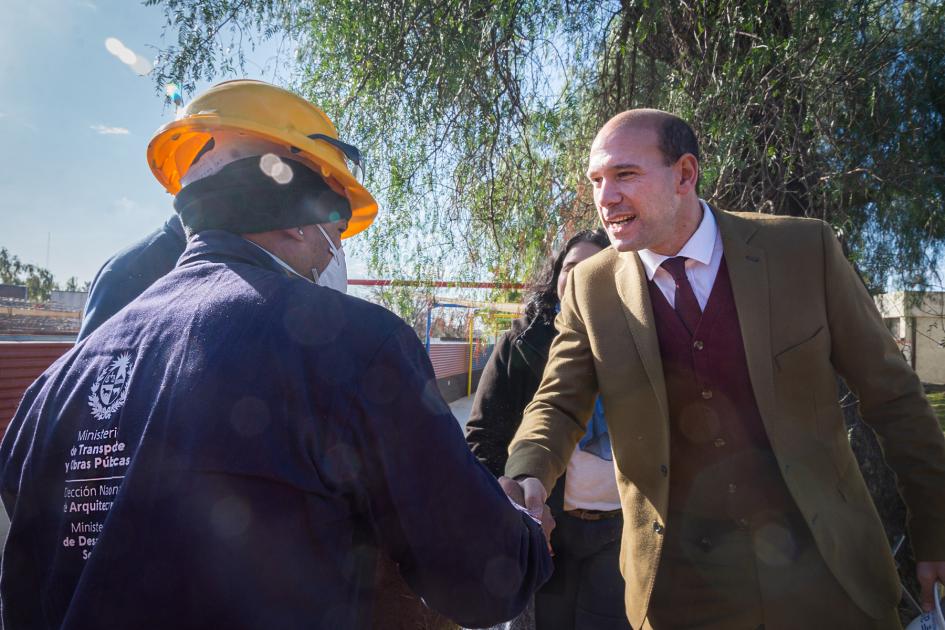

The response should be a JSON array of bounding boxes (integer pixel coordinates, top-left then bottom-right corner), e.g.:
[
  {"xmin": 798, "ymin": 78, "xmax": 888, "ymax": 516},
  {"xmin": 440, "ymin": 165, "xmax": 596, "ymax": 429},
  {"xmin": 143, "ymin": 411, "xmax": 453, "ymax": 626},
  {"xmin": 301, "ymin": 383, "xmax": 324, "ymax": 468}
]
[
  {"xmin": 614, "ymin": 252, "xmax": 669, "ymax": 426},
  {"xmin": 714, "ymin": 209, "xmax": 780, "ymax": 435}
]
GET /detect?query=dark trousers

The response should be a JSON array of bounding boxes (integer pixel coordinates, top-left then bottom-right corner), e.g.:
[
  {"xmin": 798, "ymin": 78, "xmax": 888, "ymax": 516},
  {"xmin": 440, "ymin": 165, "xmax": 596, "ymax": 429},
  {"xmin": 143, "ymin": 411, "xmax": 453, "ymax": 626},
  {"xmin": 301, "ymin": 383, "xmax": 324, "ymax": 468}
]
[
  {"xmin": 647, "ymin": 512, "xmax": 901, "ymax": 629},
  {"xmin": 535, "ymin": 511, "xmax": 631, "ymax": 630}
]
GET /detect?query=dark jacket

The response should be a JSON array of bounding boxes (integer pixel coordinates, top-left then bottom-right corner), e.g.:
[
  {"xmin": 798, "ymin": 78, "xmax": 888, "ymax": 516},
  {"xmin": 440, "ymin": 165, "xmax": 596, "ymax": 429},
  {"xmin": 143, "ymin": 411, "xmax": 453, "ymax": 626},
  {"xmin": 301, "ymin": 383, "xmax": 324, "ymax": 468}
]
[
  {"xmin": 1, "ymin": 231, "xmax": 551, "ymax": 630},
  {"xmin": 78, "ymin": 214, "xmax": 187, "ymax": 341},
  {"xmin": 465, "ymin": 316, "xmax": 565, "ymax": 510}
]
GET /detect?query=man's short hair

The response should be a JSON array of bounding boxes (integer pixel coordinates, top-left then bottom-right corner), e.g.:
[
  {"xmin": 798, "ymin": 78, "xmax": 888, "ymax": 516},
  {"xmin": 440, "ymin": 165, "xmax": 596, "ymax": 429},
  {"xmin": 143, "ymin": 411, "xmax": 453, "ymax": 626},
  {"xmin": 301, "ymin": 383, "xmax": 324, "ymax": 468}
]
[
  {"xmin": 600, "ymin": 109, "xmax": 700, "ymax": 190},
  {"xmin": 603, "ymin": 109, "xmax": 700, "ymax": 166},
  {"xmin": 656, "ymin": 115, "xmax": 700, "ymax": 166}
]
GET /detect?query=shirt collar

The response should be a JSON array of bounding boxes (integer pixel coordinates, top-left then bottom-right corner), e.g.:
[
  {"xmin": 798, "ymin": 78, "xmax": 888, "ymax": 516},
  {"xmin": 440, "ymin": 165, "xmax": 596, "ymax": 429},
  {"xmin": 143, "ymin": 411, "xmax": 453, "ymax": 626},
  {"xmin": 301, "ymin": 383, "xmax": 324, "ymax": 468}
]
[
  {"xmin": 638, "ymin": 200, "xmax": 717, "ymax": 281},
  {"xmin": 243, "ymin": 239, "xmax": 311, "ymax": 282},
  {"xmin": 177, "ymin": 230, "xmax": 301, "ymax": 280}
]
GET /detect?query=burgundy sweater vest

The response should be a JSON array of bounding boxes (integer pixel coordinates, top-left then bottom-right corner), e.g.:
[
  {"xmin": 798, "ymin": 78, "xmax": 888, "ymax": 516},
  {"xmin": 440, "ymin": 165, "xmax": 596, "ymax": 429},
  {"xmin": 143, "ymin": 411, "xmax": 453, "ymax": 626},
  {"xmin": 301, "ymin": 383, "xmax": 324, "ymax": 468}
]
[{"xmin": 648, "ymin": 258, "xmax": 795, "ymax": 524}]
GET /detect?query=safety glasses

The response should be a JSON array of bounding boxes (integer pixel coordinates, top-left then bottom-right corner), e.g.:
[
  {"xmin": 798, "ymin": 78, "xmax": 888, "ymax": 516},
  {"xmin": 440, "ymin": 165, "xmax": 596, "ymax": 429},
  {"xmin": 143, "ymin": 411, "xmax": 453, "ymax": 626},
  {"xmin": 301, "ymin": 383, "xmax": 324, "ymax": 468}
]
[{"xmin": 305, "ymin": 133, "xmax": 365, "ymax": 183}]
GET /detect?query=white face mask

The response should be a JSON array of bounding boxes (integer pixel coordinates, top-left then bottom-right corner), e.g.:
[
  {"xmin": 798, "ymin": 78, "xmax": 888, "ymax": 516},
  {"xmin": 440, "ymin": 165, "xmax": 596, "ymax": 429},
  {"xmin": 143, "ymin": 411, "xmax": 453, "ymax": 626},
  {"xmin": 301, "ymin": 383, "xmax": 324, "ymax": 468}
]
[{"xmin": 311, "ymin": 224, "xmax": 347, "ymax": 293}]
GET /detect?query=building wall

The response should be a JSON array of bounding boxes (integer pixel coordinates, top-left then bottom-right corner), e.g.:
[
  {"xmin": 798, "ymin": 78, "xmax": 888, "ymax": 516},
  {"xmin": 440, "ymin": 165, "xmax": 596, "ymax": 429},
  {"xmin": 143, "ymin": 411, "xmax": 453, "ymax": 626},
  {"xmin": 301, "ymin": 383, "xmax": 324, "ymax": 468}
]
[
  {"xmin": 915, "ymin": 316, "xmax": 945, "ymax": 385},
  {"xmin": 436, "ymin": 369, "xmax": 485, "ymax": 404},
  {"xmin": 875, "ymin": 291, "xmax": 945, "ymax": 385},
  {"xmin": 0, "ymin": 285, "xmax": 27, "ymax": 300},
  {"xmin": 428, "ymin": 342, "xmax": 493, "ymax": 403},
  {"xmin": 49, "ymin": 290, "xmax": 88, "ymax": 312}
]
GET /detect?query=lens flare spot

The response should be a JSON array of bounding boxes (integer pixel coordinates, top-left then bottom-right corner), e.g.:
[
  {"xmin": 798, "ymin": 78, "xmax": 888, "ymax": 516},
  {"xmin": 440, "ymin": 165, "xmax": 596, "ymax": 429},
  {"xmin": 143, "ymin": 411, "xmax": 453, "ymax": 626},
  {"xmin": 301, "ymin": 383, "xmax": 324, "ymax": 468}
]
[
  {"xmin": 260, "ymin": 153, "xmax": 293, "ymax": 185},
  {"xmin": 104, "ymin": 37, "xmax": 124, "ymax": 56},
  {"xmin": 210, "ymin": 496, "xmax": 251, "ymax": 539},
  {"xmin": 117, "ymin": 48, "xmax": 136, "ymax": 65},
  {"xmin": 131, "ymin": 56, "xmax": 153, "ymax": 76}
]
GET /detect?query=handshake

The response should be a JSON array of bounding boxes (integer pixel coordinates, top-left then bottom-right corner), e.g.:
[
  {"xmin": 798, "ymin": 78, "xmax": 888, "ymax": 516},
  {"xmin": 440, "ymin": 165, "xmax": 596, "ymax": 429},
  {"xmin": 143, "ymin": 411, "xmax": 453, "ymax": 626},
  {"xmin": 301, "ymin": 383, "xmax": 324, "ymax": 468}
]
[{"xmin": 498, "ymin": 476, "xmax": 556, "ymax": 554}]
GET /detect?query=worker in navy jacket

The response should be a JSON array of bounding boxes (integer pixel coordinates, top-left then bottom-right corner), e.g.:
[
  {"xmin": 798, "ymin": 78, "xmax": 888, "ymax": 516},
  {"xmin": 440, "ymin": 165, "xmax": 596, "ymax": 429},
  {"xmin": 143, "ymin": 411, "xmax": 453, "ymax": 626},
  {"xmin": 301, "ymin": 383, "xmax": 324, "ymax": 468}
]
[
  {"xmin": 77, "ymin": 214, "xmax": 186, "ymax": 341},
  {"xmin": 0, "ymin": 80, "xmax": 551, "ymax": 630}
]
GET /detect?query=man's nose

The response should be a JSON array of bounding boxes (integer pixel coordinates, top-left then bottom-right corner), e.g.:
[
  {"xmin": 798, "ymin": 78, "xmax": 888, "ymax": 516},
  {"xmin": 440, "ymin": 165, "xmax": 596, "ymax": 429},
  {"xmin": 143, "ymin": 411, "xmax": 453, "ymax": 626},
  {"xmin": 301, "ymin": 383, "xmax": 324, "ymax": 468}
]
[{"xmin": 596, "ymin": 176, "xmax": 621, "ymax": 209}]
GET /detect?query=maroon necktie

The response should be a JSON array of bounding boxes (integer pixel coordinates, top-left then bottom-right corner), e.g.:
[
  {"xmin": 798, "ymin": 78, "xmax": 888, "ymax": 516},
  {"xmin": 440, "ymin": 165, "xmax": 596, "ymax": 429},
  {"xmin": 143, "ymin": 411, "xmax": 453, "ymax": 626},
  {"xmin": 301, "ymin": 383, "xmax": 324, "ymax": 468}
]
[{"xmin": 661, "ymin": 256, "xmax": 702, "ymax": 335}]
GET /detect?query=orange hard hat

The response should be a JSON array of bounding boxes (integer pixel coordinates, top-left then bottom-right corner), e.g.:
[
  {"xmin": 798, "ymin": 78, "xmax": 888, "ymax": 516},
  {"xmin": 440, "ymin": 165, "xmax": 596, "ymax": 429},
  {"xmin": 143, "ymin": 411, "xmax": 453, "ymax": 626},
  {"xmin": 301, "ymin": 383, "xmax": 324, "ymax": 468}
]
[{"xmin": 147, "ymin": 80, "xmax": 377, "ymax": 239}]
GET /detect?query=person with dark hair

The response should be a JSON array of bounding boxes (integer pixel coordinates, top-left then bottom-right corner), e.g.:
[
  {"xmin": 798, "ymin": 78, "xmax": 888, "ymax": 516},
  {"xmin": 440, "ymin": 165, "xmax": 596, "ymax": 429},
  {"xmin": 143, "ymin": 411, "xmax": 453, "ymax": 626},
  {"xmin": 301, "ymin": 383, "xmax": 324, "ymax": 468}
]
[
  {"xmin": 500, "ymin": 108, "xmax": 945, "ymax": 627},
  {"xmin": 466, "ymin": 228, "xmax": 629, "ymax": 630}
]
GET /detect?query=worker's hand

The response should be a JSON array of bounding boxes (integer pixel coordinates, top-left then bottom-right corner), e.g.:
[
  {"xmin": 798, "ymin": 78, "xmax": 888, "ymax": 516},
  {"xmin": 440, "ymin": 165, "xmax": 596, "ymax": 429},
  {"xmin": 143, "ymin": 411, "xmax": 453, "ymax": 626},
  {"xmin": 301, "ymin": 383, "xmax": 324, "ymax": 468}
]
[
  {"xmin": 916, "ymin": 561, "xmax": 945, "ymax": 612},
  {"xmin": 498, "ymin": 476, "xmax": 555, "ymax": 554}
]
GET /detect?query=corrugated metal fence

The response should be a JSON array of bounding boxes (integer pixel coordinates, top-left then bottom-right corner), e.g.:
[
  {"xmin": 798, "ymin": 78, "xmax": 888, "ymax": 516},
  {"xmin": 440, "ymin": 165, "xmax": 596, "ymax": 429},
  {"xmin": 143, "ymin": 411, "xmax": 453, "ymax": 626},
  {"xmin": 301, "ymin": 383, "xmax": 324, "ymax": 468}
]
[
  {"xmin": 0, "ymin": 343, "xmax": 73, "ymax": 436},
  {"xmin": 428, "ymin": 343, "xmax": 494, "ymax": 378}
]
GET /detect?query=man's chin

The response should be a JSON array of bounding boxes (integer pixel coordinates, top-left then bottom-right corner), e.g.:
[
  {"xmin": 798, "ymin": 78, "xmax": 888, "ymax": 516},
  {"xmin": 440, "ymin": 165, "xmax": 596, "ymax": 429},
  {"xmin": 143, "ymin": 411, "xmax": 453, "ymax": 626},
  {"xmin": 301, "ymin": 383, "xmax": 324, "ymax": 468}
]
[
  {"xmin": 608, "ymin": 236, "xmax": 644, "ymax": 252},
  {"xmin": 604, "ymin": 224, "xmax": 646, "ymax": 252}
]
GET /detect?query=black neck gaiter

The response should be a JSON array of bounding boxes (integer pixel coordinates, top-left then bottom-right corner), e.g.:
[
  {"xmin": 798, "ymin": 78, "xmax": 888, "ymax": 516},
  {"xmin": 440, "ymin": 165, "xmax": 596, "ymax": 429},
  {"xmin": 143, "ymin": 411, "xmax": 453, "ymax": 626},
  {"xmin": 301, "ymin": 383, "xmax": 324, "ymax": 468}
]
[{"xmin": 174, "ymin": 156, "xmax": 352, "ymax": 237}]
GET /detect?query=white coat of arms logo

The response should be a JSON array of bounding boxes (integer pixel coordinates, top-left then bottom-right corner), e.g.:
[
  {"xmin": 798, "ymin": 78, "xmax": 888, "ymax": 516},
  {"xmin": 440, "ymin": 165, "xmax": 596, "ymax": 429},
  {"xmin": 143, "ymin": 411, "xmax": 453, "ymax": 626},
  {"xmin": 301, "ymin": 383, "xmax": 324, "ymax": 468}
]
[{"xmin": 87, "ymin": 352, "xmax": 135, "ymax": 421}]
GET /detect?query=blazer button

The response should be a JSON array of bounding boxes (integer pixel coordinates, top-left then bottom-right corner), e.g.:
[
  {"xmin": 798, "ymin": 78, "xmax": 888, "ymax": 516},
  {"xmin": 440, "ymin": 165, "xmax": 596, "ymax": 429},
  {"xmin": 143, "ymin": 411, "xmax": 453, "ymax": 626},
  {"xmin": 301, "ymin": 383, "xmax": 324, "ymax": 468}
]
[
  {"xmin": 701, "ymin": 389, "xmax": 713, "ymax": 400},
  {"xmin": 653, "ymin": 521, "xmax": 664, "ymax": 534},
  {"xmin": 713, "ymin": 438, "xmax": 726, "ymax": 448},
  {"xmin": 693, "ymin": 340, "xmax": 704, "ymax": 350},
  {"xmin": 660, "ymin": 464, "xmax": 668, "ymax": 477}
]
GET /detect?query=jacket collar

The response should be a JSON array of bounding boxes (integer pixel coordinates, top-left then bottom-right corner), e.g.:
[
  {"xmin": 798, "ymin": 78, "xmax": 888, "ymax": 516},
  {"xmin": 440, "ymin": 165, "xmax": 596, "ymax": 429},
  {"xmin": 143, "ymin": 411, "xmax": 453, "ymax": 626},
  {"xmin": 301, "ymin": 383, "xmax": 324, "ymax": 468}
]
[
  {"xmin": 714, "ymin": 209, "xmax": 778, "ymax": 436},
  {"xmin": 177, "ymin": 229, "xmax": 299, "ymax": 278},
  {"xmin": 165, "ymin": 214, "xmax": 187, "ymax": 243},
  {"xmin": 512, "ymin": 316, "xmax": 556, "ymax": 376}
]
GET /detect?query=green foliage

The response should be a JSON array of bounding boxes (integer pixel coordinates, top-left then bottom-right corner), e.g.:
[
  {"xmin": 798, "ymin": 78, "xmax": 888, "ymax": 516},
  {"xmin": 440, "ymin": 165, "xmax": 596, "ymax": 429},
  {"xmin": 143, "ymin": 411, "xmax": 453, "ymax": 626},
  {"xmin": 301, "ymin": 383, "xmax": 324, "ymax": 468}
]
[
  {"xmin": 148, "ymin": 0, "xmax": 945, "ymax": 295},
  {"xmin": 926, "ymin": 388, "xmax": 945, "ymax": 432},
  {"xmin": 371, "ymin": 285, "xmax": 435, "ymax": 337},
  {"xmin": 0, "ymin": 247, "xmax": 58, "ymax": 302}
]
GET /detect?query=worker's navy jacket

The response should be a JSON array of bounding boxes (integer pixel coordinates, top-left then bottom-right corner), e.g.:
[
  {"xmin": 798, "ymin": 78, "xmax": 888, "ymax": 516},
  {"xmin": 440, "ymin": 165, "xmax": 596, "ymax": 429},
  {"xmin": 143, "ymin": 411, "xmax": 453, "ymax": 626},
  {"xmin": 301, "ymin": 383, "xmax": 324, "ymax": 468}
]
[{"xmin": 0, "ymin": 230, "xmax": 551, "ymax": 629}]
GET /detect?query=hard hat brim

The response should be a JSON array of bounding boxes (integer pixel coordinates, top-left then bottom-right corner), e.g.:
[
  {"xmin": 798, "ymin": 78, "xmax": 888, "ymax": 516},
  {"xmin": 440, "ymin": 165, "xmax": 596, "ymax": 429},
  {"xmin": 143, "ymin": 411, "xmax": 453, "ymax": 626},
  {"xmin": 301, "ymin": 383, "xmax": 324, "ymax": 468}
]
[{"xmin": 148, "ymin": 115, "xmax": 378, "ymax": 239}]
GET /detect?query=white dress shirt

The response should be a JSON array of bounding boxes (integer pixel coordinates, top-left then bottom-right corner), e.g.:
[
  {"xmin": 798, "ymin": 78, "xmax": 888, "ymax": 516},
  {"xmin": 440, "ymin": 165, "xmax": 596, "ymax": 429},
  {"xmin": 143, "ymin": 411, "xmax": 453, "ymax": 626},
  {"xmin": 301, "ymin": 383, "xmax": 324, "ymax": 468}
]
[
  {"xmin": 563, "ymin": 446, "xmax": 622, "ymax": 511},
  {"xmin": 637, "ymin": 200, "xmax": 723, "ymax": 310}
]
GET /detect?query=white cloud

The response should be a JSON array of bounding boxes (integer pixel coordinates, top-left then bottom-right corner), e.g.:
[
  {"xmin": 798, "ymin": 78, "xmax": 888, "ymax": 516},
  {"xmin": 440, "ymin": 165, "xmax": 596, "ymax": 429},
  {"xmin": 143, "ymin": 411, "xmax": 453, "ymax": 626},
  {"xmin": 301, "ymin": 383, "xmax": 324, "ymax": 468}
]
[
  {"xmin": 77, "ymin": 0, "xmax": 97, "ymax": 9},
  {"xmin": 91, "ymin": 124, "xmax": 129, "ymax": 135}
]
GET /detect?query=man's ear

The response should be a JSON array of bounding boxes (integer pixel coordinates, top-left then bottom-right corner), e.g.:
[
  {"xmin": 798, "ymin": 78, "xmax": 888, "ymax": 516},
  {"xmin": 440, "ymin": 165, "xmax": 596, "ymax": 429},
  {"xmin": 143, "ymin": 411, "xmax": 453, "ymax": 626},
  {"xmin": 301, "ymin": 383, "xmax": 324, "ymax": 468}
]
[
  {"xmin": 676, "ymin": 154, "xmax": 699, "ymax": 194},
  {"xmin": 285, "ymin": 226, "xmax": 306, "ymax": 242}
]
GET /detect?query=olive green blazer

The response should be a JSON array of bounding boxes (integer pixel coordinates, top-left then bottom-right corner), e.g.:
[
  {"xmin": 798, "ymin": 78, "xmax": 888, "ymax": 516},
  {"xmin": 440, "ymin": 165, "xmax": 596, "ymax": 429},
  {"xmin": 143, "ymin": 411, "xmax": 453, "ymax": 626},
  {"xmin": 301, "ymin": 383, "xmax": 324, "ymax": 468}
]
[{"xmin": 505, "ymin": 209, "xmax": 945, "ymax": 628}]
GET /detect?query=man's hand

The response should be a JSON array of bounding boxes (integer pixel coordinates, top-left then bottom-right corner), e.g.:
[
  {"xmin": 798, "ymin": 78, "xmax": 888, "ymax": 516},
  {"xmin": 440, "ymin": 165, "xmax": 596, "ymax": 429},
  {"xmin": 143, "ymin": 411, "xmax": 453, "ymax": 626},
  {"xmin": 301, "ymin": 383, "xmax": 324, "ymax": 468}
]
[
  {"xmin": 916, "ymin": 561, "xmax": 945, "ymax": 612},
  {"xmin": 498, "ymin": 476, "xmax": 555, "ymax": 553}
]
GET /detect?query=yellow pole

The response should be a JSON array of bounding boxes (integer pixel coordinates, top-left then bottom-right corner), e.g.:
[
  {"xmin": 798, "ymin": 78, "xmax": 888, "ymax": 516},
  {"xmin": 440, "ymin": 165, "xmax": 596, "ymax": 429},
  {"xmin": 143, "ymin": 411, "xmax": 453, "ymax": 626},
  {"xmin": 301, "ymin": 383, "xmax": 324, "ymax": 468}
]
[{"xmin": 467, "ymin": 310, "xmax": 476, "ymax": 397}]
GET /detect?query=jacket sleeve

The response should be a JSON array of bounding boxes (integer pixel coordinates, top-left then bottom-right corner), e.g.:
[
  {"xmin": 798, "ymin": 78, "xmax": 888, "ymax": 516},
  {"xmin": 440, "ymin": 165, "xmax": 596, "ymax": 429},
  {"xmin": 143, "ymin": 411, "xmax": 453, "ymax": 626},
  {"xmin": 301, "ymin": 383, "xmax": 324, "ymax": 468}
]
[
  {"xmin": 351, "ymin": 324, "xmax": 552, "ymax": 627},
  {"xmin": 0, "ymin": 373, "xmax": 50, "ymax": 516},
  {"xmin": 78, "ymin": 218, "xmax": 185, "ymax": 341},
  {"xmin": 821, "ymin": 222, "xmax": 945, "ymax": 560},
  {"xmin": 465, "ymin": 330, "xmax": 528, "ymax": 477},
  {"xmin": 505, "ymin": 276, "xmax": 599, "ymax": 492},
  {"xmin": 77, "ymin": 256, "xmax": 120, "ymax": 341}
]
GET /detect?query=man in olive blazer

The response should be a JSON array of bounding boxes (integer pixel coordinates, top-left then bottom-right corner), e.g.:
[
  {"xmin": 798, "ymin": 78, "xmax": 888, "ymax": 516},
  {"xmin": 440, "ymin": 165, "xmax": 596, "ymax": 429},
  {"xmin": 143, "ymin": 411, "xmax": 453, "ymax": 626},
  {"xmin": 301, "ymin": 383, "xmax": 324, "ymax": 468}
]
[{"xmin": 502, "ymin": 110, "xmax": 945, "ymax": 628}]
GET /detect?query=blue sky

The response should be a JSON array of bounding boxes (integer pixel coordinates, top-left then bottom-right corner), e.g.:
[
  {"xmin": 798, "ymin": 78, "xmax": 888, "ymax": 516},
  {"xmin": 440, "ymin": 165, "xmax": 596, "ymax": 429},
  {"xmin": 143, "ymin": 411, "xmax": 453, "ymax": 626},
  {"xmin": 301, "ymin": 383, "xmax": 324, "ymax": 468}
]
[{"xmin": 0, "ymin": 0, "xmax": 369, "ymax": 286}]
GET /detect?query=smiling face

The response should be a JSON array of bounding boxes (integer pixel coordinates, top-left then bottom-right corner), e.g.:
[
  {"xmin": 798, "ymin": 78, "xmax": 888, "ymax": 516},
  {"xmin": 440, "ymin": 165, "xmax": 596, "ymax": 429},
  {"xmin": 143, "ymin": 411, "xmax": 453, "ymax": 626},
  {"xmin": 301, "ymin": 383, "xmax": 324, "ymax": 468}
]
[{"xmin": 586, "ymin": 121, "xmax": 701, "ymax": 255}]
